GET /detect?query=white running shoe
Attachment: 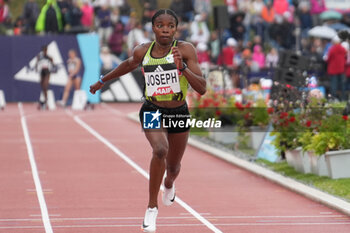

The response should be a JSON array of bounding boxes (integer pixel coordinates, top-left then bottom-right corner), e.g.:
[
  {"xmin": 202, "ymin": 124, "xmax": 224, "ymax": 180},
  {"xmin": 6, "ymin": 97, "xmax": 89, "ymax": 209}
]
[
  {"xmin": 142, "ymin": 207, "xmax": 158, "ymax": 232},
  {"xmin": 162, "ymin": 183, "xmax": 175, "ymax": 206}
]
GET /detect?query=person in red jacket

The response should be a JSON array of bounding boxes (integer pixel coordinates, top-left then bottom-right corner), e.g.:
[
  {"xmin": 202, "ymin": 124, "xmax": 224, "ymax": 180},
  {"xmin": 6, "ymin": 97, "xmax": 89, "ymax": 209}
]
[{"xmin": 325, "ymin": 35, "xmax": 347, "ymax": 101}]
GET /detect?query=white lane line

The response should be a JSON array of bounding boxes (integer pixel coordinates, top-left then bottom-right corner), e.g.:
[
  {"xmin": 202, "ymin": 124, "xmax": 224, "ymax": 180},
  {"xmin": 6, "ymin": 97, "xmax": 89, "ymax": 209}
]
[
  {"xmin": 0, "ymin": 214, "xmax": 346, "ymax": 222},
  {"xmin": 1, "ymin": 221, "xmax": 350, "ymax": 230},
  {"xmin": 18, "ymin": 103, "xmax": 54, "ymax": 233},
  {"xmin": 72, "ymin": 114, "xmax": 223, "ymax": 233}
]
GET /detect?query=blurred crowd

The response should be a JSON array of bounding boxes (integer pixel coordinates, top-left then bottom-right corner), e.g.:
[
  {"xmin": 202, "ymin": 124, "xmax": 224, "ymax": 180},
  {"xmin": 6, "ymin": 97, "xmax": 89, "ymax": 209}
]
[{"xmin": 1, "ymin": 0, "xmax": 350, "ymax": 99}]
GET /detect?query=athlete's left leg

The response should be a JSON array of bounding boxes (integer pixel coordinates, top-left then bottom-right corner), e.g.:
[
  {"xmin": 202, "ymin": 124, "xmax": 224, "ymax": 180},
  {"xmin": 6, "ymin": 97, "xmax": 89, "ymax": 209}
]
[{"xmin": 164, "ymin": 131, "xmax": 189, "ymax": 189}]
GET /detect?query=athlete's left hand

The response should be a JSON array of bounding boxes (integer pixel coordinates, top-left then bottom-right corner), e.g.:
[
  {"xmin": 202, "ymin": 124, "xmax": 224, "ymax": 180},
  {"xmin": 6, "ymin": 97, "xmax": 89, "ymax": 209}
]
[
  {"xmin": 172, "ymin": 46, "xmax": 184, "ymax": 70},
  {"xmin": 90, "ymin": 82, "xmax": 103, "ymax": 94}
]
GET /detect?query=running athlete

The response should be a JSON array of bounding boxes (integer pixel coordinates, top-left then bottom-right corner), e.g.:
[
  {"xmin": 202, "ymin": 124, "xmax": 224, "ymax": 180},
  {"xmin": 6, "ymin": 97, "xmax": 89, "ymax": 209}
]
[
  {"xmin": 90, "ymin": 9, "xmax": 206, "ymax": 233},
  {"xmin": 58, "ymin": 49, "xmax": 82, "ymax": 107},
  {"xmin": 36, "ymin": 45, "xmax": 54, "ymax": 110}
]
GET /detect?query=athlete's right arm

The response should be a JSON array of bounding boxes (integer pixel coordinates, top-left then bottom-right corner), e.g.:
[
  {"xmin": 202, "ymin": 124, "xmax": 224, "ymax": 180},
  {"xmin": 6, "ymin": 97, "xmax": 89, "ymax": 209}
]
[{"xmin": 90, "ymin": 43, "xmax": 149, "ymax": 94}]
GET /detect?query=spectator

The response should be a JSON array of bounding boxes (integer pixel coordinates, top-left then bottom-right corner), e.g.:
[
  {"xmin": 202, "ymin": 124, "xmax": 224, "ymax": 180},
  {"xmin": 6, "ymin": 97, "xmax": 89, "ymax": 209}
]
[
  {"xmin": 174, "ymin": 16, "xmax": 189, "ymax": 41},
  {"xmin": 252, "ymin": 44, "xmax": 265, "ymax": 70},
  {"xmin": 66, "ymin": 1, "xmax": 83, "ymax": 32},
  {"xmin": 193, "ymin": 0, "xmax": 211, "ymax": 21},
  {"xmin": 13, "ymin": 17, "xmax": 25, "ymax": 35},
  {"xmin": 127, "ymin": 21, "xmax": 149, "ymax": 57},
  {"xmin": 209, "ymin": 30, "xmax": 220, "ymax": 63},
  {"xmin": 225, "ymin": 0, "xmax": 237, "ymax": 15},
  {"xmin": 310, "ymin": 0, "xmax": 326, "ymax": 27},
  {"xmin": 108, "ymin": 21, "xmax": 126, "ymax": 60},
  {"xmin": 36, "ymin": 0, "xmax": 63, "ymax": 34},
  {"xmin": 230, "ymin": 11, "xmax": 245, "ymax": 43},
  {"xmin": 196, "ymin": 42, "xmax": 211, "ymax": 77},
  {"xmin": 57, "ymin": 0, "xmax": 70, "ymax": 29},
  {"xmin": 280, "ymin": 11, "xmax": 295, "ymax": 49},
  {"xmin": 265, "ymin": 47, "xmax": 279, "ymax": 68},
  {"xmin": 261, "ymin": 0, "xmax": 275, "ymax": 42},
  {"xmin": 182, "ymin": 0, "xmax": 194, "ymax": 22},
  {"xmin": 218, "ymin": 37, "xmax": 237, "ymax": 68},
  {"xmin": 96, "ymin": 4, "xmax": 112, "ymax": 46},
  {"xmin": 273, "ymin": 0, "xmax": 289, "ymax": 16},
  {"xmin": 118, "ymin": 0, "xmax": 131, "ymax": 25},
  {"xmin": 297, "ymin": 1, "xmax": 312, "ymax": 39},
  {"xmin": 190, "ymin": 14, "xmax": 210, "ymax": 45},
  {"xmin": 141, "ymin": 1, "xmax": 153, "ymax": 25},
  {"xmin": 170, "ymin": 0, "xmax": 184, "ymax": 20},
  {"xmin": 110, "ymin": 7, "xmax": 120, "ymax": 25},
  {"xmin": 0, "ymin": 0, "xmax": 8, "ymax": 24},
  {"xmin": 80, "ymin": 0, "xmax": 94, "ymax": 30},
  {"xmin": 100, "ymin": 46, "xmax": 120, "ymax": 75},
  {"xmin": 237, "ymin": 0, "xmax": 252, "ymax": 45},
  {"xmin": 22, "ymin": 0, "xmax": 39, "ymax": 34},
  {"xmin": 239, "ymin": 48, "xmax": 253, "ymax": 88},
  {"xmin": 324, "ymin": 35, "xmax": 347, "ymax": 101},
  {"xmin": 250, "ymin": 0, "xmax": 264, "ymax": 41},
  {"xmin": 0, "ymin": 0, "xmax": 10, "ymax": 35},
  {"xmin": 261, "ymin": 0, "xmax": 275, "ymax": 24},
  {"xmin": 139, "ymin": 0, "xmax": 157, "ymax": 12}
]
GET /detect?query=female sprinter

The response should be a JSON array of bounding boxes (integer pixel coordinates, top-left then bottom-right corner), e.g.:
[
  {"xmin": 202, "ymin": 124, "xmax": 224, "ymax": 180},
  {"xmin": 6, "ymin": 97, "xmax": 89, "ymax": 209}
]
[
  {"xmin": 58, "ymin": 49, "xmax": 82, "ymax": 107},
  {"xmin": 36, "ymin": 45, "xmax": 54, "ymax": 110},
  {"xmin": 90, "ymin": 9, "xmax": 206, "ymax": 233}
]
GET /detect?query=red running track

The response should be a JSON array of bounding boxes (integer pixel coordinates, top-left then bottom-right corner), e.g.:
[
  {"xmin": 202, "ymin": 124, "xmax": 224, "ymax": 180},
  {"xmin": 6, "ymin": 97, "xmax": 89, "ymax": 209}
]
[{"xmin": 0, "ymin": 102, "xmax": 350, "ymax": 233}]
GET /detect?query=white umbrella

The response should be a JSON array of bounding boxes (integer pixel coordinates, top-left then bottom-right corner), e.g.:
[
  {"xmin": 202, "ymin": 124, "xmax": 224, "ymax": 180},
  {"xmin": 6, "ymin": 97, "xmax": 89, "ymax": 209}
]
[{"xmin": 308, "ymin": 25, "xmax": 337, "ymax": 39}]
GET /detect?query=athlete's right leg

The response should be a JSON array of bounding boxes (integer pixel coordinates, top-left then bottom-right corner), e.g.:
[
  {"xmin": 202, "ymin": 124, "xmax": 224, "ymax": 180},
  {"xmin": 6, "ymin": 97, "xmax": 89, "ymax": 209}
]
[
  {"xmin": 40, "ymin": 75, "xmax": 50, "ymax": 105},
  {"xmin": 142, "ymin": 130, "xmax": 168, "ymax": 232},
  {"xmin": 74, "ymin": 77, "xmax": 82, "ymax": 90},
  {"xmin": 61, "ymin": 78, "xmax": 73, "ymax": 105},
  {"xmin": 144, "ymin": 130, "xmax": 168, "ymax": 208}
]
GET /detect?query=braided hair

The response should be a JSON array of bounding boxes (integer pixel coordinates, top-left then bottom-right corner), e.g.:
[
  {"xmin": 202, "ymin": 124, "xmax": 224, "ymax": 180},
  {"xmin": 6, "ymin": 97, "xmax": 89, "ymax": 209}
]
[{"xmin": 151, "ymin": 9, "xmax": 179, "ymax": 27}]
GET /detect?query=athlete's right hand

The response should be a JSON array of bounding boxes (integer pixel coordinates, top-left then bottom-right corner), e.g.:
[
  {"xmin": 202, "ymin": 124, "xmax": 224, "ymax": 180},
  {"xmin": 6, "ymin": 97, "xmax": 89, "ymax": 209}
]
[{"xmin": 89, "ymin": 82, "xmax": 104, "ymax": 94}]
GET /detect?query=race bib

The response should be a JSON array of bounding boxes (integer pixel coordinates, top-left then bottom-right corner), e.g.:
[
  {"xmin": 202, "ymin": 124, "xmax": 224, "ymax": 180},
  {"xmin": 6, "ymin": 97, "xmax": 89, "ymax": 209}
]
[{"xmin": 144, "ymin": 66, "xmax": 180, "ymax": 96}]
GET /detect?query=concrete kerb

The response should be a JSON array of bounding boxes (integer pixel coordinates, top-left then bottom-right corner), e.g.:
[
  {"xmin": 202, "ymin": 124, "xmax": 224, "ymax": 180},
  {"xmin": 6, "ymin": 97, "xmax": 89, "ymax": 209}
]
[{"xmin": 127, "ymin": 112, "xmax": 350, "ymax": 217}]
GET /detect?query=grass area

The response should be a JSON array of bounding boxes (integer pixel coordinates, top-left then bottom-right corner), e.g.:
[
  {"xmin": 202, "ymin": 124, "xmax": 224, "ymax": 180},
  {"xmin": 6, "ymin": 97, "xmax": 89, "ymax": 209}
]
[{"xmin": 257, "ymin": 159, "xmax": 350, "ymax": 202}]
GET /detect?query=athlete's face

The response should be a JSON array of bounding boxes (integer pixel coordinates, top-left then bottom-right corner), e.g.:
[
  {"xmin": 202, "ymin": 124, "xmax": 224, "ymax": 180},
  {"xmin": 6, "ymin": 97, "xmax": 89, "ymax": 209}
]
[
  {"xmin": 69, "ymin": 50, "xmax": 76, "ymax": 58},
  {"xmin": 152, "ymin": 14, "xmax": 177, "ymax": 45}
]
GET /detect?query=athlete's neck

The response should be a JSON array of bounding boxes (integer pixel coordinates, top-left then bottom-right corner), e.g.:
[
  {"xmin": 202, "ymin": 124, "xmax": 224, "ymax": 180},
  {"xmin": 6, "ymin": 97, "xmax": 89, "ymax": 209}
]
[{"xmin": 154, "ymin": 40, "xmax": 173, "ymax": 53}]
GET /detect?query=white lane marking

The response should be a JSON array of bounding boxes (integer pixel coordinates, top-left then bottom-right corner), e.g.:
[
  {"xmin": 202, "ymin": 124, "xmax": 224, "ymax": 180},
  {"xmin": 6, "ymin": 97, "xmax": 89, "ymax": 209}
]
[
  {"xmin": 18, "ymin": 103, "xmax": 54, "ymax": 233},
  {"xmin": 72, "ymin": 114, "xmax": 223, "ymax": 233},
  {"xmin": 1, "ymin": 221, "xmax": 350, "ymax": 230},
  {"xmin": 0, "ymin": 214, "xmax": 346, "ymax": 222}
]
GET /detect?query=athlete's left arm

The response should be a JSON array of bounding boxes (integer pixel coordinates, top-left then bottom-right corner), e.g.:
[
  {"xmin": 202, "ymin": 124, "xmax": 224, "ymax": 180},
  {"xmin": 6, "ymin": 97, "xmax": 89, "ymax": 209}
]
[{"xmin": 173, "ymin": 42, "xmax": 206, "ymax": 95}]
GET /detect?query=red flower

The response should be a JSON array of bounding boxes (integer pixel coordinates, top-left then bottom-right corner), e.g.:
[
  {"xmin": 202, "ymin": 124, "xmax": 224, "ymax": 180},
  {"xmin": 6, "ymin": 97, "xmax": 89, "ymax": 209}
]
[
  {"xmin": 343, "ymin": 115, "xmax": 349, "ymax": 120},
  {"xmin": 286, "ymin": 84, "xmax": 292, "ymax": 88},
  {"xmin": 235, "ymin": 102, "xmax": 244, "ymax": 111},
  {"xmin": 244, "ymin": 113, "xmax": 251, "ymax": 120},
  {"xmin": 289, "ymin": 116, "xmax": 296, "ymax": 122},
  {"xmin": 306, "ymin": 120, "xmax": 312, "ymax": 127},
  {"xmin": 245, "ymin": 102, "xmax": 252, "ymax": 108},
  {"xmin": 267, "ymin": 107, "xmax": 274, "ymax": 114},
  {"xmin": 279, "ymin": 112, "xmax": 288, "ymax": 119}
]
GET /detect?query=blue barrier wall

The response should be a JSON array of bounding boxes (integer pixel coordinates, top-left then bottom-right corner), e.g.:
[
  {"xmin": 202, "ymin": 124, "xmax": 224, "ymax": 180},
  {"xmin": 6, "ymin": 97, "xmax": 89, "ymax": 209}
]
[{"xmin": 0, "ymin": 34, "xmax": 100, "ymax": 103}]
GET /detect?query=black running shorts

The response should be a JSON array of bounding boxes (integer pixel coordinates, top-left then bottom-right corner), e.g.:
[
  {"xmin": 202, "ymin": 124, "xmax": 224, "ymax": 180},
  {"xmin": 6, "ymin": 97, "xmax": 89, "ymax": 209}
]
[{"xmin": 139, "ymin": 100, "xmax": 191, "ymax": 134}]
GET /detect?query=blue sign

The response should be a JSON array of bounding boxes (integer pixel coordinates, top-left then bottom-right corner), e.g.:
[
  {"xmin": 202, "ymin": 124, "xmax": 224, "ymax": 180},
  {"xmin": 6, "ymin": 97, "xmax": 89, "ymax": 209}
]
[{"xmin": 256, "ymin": 125, "xmax": 279, "ymax": 162}]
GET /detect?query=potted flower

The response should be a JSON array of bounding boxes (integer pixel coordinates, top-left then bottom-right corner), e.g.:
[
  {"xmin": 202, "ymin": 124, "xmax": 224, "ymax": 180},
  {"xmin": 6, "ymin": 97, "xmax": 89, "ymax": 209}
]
[
  {"xmin": 309, "ymin": 112, "xmax": 350, "ymax": 178},
  {"xmin": 235, "ymin": 99, "xmax": 270, "ymax": 150}
]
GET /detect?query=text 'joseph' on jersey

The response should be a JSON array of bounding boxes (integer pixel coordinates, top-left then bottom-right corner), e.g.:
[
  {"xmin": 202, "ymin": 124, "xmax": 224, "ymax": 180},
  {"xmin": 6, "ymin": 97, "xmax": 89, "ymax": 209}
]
[{"xmin": 141, "ymin": 40, "xmax": 188, "ymax": 101}]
